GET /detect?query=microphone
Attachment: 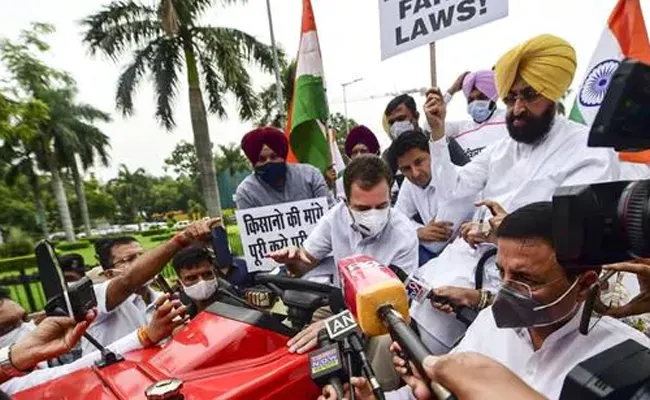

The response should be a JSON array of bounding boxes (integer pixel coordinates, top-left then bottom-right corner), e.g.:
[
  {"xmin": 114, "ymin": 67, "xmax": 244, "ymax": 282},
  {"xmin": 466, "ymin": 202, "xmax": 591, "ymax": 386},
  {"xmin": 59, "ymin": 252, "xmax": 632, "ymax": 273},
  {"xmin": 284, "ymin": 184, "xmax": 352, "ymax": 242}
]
[
  {"xmin": 339, "ymin": 256, "xmax": 454, "ymax": 400},
  {"xmin": 324, "ymin": 310, "xmax": 384, "ymax": 400},
  {"xmin": 309, "ymin": 329, "xmax": 346, "ymax": 399},
  {"xmin": 406, "ymin": 276, "xmax": 478, "ymax": 326}
]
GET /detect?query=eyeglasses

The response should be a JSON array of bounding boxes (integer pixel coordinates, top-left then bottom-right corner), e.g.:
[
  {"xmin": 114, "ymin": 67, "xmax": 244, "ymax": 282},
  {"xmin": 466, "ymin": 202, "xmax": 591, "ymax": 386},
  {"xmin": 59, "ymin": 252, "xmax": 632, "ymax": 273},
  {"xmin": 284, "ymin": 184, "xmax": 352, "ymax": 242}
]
[
  {"xmin": 503, "ymin": 87, "xmax": 542, "ymax": 106},
  {"xmin": 112, "ymin": 251, "xmax": 145, "ymax": 268}
]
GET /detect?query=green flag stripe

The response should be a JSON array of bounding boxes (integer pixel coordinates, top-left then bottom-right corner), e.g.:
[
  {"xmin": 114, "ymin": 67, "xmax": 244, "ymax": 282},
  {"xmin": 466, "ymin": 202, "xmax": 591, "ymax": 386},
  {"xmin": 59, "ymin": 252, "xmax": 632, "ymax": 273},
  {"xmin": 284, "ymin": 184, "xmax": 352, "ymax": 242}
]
[{"xmin": 290, "ymin": 74, "xmax": 329, "ymax": 172}]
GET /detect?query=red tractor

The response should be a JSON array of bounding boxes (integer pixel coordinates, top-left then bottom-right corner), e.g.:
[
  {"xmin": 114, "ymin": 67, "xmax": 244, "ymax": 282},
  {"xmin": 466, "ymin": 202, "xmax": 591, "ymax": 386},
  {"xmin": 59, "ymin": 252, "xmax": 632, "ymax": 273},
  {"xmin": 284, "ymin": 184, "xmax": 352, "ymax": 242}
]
[{"xmin": 14, "ymin": 275, "xmax": 340, "ymax": 400}]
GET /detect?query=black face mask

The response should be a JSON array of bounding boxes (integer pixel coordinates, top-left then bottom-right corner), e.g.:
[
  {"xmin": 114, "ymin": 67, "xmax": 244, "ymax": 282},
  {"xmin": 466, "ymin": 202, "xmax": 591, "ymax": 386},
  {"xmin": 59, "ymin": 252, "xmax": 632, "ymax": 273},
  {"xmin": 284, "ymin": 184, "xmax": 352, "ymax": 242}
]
[
  {"xmin": 491, "ymin": 278, "xmax": 580, "ymax": 329},
  {"xmin": 255, "ymin": 162, "xmax": 287, "ymax": 190},
  {"xmin": 506, "ymin": 103, "xmax": 555, "ymax": 145}
]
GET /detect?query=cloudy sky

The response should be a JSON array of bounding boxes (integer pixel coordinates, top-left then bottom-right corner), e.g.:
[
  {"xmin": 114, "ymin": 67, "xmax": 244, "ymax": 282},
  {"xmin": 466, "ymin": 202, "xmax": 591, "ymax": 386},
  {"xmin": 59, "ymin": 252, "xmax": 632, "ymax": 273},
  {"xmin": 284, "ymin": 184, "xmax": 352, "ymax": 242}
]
[{"xmin": 0, "ymin": 0, "xmax": 644, "ymax": 181}]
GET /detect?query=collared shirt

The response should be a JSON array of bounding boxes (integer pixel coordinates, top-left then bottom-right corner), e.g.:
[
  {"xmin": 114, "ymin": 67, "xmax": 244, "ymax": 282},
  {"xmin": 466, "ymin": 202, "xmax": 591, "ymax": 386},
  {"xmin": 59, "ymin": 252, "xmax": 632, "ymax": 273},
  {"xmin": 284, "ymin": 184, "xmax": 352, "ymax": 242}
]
[
  {"xmin": 235, "ymin": 163, "xmax": 329, "ymax": 210},
  {"xmin": 3, "ymin": 331, "xmax": 142, "ymax": 395},
  {"xmin": 411, "ymin": 116, "xmax": 620, "ymax": 349},
  {"xmin": 303, "ymin": 202, "xmax": 419, "ymax": 279},
  {"xmin": 395, "ymin": 177, "xmax": 474, "ymax": 254},
  {"xmin": 454, "ymin": 306, "xmax": 650, "ymax": 400},
  {"xmin": 81, "ymin": 281, "xmax": 161, "ymax": 355},
  {"xmin": 445, "ymin": 108, "xmax": 509, "ymax": 160}
]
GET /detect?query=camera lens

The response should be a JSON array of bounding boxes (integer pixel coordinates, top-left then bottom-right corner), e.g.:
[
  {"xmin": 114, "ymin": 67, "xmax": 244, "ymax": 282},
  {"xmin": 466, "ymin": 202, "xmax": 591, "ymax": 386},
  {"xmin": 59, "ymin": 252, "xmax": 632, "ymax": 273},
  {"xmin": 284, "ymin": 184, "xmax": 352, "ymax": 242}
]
[{"xmin": 617, "ymin": 180, "xmax": 650, "ymax": 258}]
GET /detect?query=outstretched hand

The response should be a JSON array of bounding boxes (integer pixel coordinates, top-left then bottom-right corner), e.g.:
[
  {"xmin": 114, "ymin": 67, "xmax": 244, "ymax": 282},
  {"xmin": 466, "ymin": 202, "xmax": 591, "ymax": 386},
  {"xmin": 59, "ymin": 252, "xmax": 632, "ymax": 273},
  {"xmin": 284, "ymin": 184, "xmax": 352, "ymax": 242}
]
[{"xmin": 11, "ymin": 310, "xmax": 96, "ymax": 371}]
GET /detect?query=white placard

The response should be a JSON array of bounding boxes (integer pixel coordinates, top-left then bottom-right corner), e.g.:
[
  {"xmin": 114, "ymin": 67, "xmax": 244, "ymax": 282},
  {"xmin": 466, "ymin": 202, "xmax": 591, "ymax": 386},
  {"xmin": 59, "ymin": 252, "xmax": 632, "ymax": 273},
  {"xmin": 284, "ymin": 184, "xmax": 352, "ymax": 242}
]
[
  {"xmin": 235, "ymin": 197, "xmax": 329, "ymax": 272},
  {"xmin": 379, "ymin": 0, "xmax": 509, "ymax": 60}
]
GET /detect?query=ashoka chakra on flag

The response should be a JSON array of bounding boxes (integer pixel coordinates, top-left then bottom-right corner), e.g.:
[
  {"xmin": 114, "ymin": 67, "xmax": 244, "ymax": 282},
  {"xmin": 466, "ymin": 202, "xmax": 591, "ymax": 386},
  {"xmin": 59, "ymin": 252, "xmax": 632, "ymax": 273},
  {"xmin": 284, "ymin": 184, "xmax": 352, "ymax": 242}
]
[{"xmin": 578, "ymin": 59, "xmax": 620, "ymax": 107}]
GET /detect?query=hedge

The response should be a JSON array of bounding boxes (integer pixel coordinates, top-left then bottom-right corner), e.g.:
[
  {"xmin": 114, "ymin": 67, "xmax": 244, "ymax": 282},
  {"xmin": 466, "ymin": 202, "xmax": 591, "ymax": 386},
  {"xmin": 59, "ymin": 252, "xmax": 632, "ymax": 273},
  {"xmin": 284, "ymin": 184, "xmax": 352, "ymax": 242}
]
[
  {"xmin": 0, "ymin": 254, "xmax": 38, "ymax": 273},
  {"xmin": 141, "ymin": 228, "xmax": 170, "ymax": 237},
  {"xmin": 56, "ymin": 240, "xmax": 91, "ymax": 251},
  {"xmin": 150, "ymin": 233, "xmax": 174, "ymax": 242}
]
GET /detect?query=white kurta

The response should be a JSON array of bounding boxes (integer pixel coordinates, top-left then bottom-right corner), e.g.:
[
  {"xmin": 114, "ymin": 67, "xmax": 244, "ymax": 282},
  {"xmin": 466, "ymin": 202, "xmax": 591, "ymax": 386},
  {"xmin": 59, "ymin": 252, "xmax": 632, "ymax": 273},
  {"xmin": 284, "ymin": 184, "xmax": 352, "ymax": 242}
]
[
  {"xmin": 395, "ymin": 178, "xmax": 474, "ymax": 254},
  {"xmin": 411, "ymin": 116, "xmax": 620, "ymax": 351},
  {"xmin": 445, "ymin": 109, "xmax": 509, "ymax": 159},
  {"xmin": 3, "ymin": 331, "xmax": 142, "ymax": 395},
  {"xmin": 454, "ymin": 306, "xmax": 650, "ymax": 400}
]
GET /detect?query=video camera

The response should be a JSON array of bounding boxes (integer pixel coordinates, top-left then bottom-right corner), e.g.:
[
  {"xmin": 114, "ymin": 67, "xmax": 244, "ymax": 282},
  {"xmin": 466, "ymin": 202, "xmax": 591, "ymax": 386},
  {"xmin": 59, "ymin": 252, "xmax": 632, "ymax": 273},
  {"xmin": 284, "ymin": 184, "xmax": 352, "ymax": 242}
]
[
  {"xmin": 553, "ymin": 59, "xmax": 650, "ymax": 399},
  {"xmin": 553, "ymin": 59, "xmax": 650, "ymax": 266}
]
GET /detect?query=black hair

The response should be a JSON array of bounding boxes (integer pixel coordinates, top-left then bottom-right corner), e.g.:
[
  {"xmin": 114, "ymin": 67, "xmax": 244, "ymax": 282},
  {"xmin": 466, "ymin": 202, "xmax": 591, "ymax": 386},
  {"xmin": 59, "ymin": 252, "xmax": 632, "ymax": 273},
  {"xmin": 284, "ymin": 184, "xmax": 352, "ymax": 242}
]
[
  {"xmin": 172, "ymin": 245, "xmax": 213, "ymax": 274},
  {"xmin": 387, "ymin": 131, "xmax": 430, "ymax": 172},
  {"xmin": 95, "ymin": 236, "xmax": 138, "ymax": 270},
  {"xmin": 343, "ymin": 154, "xmax": 393, "ymax": 199},
  {"xmin": 496, "ymin": 202, "xmax": 553, "ymax": 246},
  {"xmin": 0, "ymin": 287, "xmax": 10, "ymax": 301},
  {"xmin": 59, "ymin": 253, "xmax": 86, "ymax": 273},
  {"xmin": 496, "ymin": 202, "xmax": 600, "ymax": 279},
  {"xmin": 384, "ymin": 94, "xmax": 417, "ymax": 116}
]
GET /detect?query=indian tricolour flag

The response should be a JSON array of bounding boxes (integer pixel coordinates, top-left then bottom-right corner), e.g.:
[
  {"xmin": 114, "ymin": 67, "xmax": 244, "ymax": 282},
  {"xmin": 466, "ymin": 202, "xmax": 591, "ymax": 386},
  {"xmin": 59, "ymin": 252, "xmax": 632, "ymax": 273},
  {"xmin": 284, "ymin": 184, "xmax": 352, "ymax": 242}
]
[
  {"xmin": 569, "ymin": 0, "xmax": 650, "ymax": 162},
  {"xmin": 286, "ymin": 0, "xmax": 329, "ymax": 172}
]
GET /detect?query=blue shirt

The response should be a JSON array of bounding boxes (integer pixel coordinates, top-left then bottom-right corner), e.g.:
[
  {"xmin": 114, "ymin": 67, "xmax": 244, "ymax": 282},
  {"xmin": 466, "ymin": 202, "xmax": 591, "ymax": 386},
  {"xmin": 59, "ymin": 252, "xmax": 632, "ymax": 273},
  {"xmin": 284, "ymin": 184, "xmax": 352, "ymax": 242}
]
[{"xmin": 235, "ymin": 163, "xmax": 329, "ymax": 210}]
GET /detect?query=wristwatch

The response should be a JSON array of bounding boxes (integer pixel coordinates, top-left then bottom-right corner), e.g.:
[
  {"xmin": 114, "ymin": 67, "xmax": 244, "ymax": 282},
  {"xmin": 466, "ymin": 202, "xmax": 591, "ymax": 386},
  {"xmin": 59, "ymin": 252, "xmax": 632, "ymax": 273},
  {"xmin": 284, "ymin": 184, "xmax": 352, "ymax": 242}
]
[{"xmin": 0, "ymin": 345, "xmax": 30, "ymax": 378}]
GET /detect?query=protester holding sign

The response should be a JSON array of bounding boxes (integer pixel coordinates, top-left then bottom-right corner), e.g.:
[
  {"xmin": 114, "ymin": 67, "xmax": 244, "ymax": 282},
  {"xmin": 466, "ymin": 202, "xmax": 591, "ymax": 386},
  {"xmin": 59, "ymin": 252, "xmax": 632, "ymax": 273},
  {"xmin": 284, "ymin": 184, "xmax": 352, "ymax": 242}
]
[
  {"xmin": 236, "ymin": 127, "xmax": 329, "ymax": 210},
  {"xmin": 409, "ymin": 34, "xmax": 619, "ymax": 356},
  {"xmin": 443, "ymin": 70, "xmax": 509, "ymax": 160}
]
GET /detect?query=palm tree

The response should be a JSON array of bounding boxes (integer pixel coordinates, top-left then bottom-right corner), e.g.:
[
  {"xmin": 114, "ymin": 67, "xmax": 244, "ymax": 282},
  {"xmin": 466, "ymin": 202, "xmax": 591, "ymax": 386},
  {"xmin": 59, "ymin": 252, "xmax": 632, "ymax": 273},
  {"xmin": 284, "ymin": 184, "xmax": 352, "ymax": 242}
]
[
  {"xmin": 255, "ymin": 59, "xmax": 295, "ymax": 127},
  {"xmin": 214, "ymin": 142, "xmax": 250, "ymax": 188},
  {"xmin": 108, "ymin": 164, "xmax": 148, "ymax": 227},
  {"xmin": 59, "ymin": 100, "xmax": 111, "ymax": 238},
  {"xmin": 82, "ymin": 0, "xmax": 277, "ymax": 218},
  {"xmin": 0, "ymin": 140, "xmax": 50, "ymax": 238},
  {"xmin": 0, "ymin": 24, "xmax": 80, "ymax": 241}
]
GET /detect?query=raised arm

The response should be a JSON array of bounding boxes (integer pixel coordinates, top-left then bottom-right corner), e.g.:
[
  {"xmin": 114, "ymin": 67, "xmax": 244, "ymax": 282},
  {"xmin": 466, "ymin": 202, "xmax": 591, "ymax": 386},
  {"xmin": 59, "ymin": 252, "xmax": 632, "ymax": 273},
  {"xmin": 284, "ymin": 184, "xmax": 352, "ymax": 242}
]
[{"xmin": 105, "ymin": 218, "xmax": 221, "ymax": 311}]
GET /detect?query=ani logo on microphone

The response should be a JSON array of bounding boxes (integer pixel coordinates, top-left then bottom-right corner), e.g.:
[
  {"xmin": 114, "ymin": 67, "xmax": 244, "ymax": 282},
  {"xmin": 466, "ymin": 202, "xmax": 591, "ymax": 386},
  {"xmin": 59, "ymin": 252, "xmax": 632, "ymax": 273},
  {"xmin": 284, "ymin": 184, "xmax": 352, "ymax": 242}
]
[{"xmin": 325, "ymin": 310, "xmax": 358, "ymax": 340}]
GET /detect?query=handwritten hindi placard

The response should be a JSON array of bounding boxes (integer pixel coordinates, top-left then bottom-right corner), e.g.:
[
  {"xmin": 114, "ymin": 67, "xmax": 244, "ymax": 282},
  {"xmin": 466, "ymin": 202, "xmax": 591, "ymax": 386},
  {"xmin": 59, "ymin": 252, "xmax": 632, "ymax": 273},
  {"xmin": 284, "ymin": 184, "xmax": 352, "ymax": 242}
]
[{"xmin": 235, "ymin": 197, "xmax": 329, "ymax": 272}]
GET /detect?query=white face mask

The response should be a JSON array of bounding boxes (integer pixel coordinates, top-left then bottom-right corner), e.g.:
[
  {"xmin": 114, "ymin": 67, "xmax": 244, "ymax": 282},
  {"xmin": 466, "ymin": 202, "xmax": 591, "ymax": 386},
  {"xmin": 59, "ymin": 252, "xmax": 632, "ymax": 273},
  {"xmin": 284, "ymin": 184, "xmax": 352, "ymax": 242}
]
[
  {"xmin": 350, "ymin": 207, "xmax": 390, "ymax": 237},
  {"xmin": 0, "ymin": 320, "xmax": 35, "ymax": 348},
  {"xmin": 183, "ymin": 278, "xmax": 217, "ymax": 301},
  {"xmin": 389, "ymin": 120, "xmax": 415, "ymax": 139}
]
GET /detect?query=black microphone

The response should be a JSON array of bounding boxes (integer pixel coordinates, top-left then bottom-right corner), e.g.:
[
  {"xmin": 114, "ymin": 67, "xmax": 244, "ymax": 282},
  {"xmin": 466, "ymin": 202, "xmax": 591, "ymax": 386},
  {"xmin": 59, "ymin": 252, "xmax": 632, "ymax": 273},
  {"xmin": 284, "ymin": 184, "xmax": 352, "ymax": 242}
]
[
  {"xmin": 309, "ymin": 329, "xmax": 346, "ymax": 399},
  {"xmin": 324, "ymin": 310, "xmax": 384, "ymax": 400}
]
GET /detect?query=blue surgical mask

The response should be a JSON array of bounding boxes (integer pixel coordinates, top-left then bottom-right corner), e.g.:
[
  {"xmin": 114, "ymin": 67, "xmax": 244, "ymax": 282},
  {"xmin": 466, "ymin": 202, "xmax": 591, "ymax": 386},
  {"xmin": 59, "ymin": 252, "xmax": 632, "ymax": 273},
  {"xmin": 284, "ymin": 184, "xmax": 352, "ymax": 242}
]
[
  {"xmin": 467, "ymin": 100, "xmax": 493, "ymax": 123},
  {"xmin": 255, "ymin": 162, "xmax": 287, "ymax": 190}
]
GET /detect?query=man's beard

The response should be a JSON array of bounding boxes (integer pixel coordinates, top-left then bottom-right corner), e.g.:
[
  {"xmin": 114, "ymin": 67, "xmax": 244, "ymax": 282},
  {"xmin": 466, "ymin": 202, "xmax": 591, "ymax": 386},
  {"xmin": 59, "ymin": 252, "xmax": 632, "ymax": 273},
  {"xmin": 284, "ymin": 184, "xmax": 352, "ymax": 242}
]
[{"xmin": 506, "ymin": 104, "xmax": 556, "ymax": 145}]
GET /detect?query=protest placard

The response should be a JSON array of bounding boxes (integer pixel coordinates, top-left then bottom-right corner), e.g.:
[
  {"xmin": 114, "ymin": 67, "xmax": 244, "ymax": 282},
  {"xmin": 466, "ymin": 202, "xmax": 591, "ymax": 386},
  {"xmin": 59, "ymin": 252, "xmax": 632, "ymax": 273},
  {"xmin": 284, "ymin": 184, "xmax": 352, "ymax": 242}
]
[
  {"xmin": 379, "ymin": 0, "xmax": 509, "ymax": 60},
  {"xmin": 235, "ymin": 197, "xmax": 329, "ymax": 272}
]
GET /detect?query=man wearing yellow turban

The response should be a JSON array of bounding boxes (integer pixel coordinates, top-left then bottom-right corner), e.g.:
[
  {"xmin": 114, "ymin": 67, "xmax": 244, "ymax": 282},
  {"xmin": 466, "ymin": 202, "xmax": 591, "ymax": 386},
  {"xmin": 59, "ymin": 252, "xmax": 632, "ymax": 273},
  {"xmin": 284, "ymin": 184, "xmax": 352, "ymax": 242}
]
[{"xmin": 401, "ymin": 34, "xmax": 620, "ymax": 388}]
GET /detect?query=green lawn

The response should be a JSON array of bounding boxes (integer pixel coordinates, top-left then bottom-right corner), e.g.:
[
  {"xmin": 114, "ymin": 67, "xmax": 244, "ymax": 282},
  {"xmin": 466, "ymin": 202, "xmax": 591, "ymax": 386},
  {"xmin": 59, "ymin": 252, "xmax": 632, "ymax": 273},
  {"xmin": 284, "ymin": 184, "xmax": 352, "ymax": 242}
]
[{"xmin": 2, "ymin": 224, "xmax": 244, "ymax": 312}]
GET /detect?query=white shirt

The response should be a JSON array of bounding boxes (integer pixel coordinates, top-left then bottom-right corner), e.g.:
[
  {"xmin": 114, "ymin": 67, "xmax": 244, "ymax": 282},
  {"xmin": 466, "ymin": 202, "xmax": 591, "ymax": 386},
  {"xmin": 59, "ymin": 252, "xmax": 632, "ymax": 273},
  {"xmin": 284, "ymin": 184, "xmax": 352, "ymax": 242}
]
[
  {"xmin": 619, "ymin": 161, "xmax": 650, "ymax": 180},
  {"xmin": 412, "ymin": 116, "xmax": 620, "ymax": 350},
  {"xmin": 395, "ymin": 178, "xmax": 474, "ymax": 254},
  {"xmin": 445, "ymin": 109, "xmax": 509, "ymax": 159},
  {"xmin": 303, "ymin": 202, "xmax": 419, "ymax": 279},
  {"xmin": 3, "ymin": 331, "xmax": 142, "ymax": 395},
  {"xmin": 81, "ymin": 281, "xmax": 161, "ymax": 355},
  {"xmin": 454, "ymin": 306, "xmax": 650, "ymax": 400}
]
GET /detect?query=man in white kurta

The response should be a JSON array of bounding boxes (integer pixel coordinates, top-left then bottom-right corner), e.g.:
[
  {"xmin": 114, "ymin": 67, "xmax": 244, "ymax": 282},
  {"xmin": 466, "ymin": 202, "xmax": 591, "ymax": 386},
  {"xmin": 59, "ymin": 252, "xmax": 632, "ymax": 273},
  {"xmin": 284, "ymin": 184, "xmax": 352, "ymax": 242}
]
[{"xmin": 411, "ymin": 34, "xmax": 621, "ymax": 355}]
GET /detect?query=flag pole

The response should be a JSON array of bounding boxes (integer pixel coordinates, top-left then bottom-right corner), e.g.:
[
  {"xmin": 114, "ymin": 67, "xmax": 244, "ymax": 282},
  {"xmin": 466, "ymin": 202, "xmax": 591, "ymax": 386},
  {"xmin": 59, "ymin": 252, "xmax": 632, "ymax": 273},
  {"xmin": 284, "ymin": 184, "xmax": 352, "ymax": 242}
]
[
  {"xmin": 265, "ymin": 0, "xmax": 285, "ymax": 122},
  {"xmin": 429, "ymin": 42, "xmax": 437, "ymax": 87}
]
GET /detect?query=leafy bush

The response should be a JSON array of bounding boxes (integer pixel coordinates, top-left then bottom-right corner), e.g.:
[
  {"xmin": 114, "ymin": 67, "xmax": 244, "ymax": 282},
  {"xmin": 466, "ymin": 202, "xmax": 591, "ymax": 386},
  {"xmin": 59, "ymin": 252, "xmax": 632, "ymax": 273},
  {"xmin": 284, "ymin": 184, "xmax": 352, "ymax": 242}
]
[
  {"xmin": 0, "ymin": 254, "xmax": 37, "ymax": 273},
  {"xmin": 56, "ymin": 240, "xmax": 91, "ymax": 251},
  {"xmin": 150, "ymin": 233, "xmax": 174, "ymax": 242},
  {"xmin": 141, "ymin": 228, "xmax": 169, "ymax": 237},
  {"xmin": 0, "ymin": 228, "xmax": 35, "ymax": 258}
]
